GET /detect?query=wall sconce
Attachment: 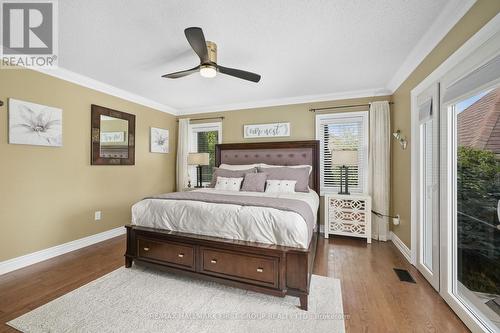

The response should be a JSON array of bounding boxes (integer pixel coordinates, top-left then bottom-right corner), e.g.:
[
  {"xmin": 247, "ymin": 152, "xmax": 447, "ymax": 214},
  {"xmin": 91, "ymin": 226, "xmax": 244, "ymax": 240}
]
[{"xmin": 392, "ymin": 130, "xmax": 408, "ymax": 150}]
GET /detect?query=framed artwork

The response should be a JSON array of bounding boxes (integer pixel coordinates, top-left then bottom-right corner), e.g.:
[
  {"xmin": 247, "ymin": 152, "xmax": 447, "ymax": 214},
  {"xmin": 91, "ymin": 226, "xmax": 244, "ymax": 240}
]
[
  {"xmin": 9, "ymin": 98, "xmax": 62, "ymax": 147},
  {"xmin": 243, "ymin": 122, "xmax": 290, "ymax": 138},
  {"xmin": 150, "ymin": 127, "xmax": 169, "ymax": 153}
]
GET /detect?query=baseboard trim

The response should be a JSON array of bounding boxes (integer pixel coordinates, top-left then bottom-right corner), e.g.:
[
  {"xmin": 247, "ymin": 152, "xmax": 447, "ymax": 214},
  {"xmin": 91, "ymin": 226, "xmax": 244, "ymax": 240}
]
[
  {"xmin": 389, "ymin": 231, "xmax": 412, "ymax": 264},
  {"xmin": 0, "ymin": 226, "xmax": 126, "ymax": 276}
]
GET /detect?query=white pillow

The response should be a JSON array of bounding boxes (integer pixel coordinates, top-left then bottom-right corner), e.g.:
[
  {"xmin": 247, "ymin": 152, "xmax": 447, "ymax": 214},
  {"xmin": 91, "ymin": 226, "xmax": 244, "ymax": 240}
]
[
  {"xmin": 265, "ymin": 180, "xmax": 297, "ymax": 193},
  {"xmin": 219, "ymin": 163, "xmax": 263, "ymax": 170},
  {"xmin": 214, "ymin": 177, "xmax": 244, "ymax": 191},
  {"xmin": 260, "ymin": 164, "xmax": 312, "ymax": 175}
]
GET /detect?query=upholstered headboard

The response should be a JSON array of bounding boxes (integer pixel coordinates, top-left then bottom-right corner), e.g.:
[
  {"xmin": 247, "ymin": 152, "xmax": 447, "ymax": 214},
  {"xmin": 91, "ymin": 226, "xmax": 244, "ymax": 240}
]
[{"xmin": 215, "ymin": 141, "xmax": 320, "ymax": 193}]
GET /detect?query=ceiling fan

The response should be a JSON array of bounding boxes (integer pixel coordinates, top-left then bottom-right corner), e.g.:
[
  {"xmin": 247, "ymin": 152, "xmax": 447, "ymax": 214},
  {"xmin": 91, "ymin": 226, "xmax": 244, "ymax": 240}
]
[{"xmin": 162, "ymin": 27, "xmax": 261, "ymax": 83}]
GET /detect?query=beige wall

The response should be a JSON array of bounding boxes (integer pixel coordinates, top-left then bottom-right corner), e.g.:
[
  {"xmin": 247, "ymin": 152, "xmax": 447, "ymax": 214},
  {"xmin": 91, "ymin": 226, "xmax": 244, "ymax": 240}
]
[
  {"xmin": 0, "ymin": 68, "xmax": 177, "ymax": 261},
  {"xmin": 180, "ymin": 96, "xmax": 390, "ymax": 143},
  {"xmin": 181, "ymin": 95, "xmax": 391, "ymax": 227},
  {"xmin": 391, "ymin": 0, "xmax": 500, "ymax": 247}
]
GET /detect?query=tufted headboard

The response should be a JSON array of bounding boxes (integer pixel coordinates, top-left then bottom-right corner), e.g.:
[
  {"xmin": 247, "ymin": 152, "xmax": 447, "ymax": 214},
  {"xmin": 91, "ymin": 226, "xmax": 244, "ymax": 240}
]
[{"xmin": 215, "ymin": 140, "xmax": 320, "ymax": 193}]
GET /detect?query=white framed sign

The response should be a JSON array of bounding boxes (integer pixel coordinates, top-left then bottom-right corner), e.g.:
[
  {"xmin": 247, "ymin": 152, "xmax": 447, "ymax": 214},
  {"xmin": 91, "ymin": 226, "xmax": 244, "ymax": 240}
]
[{"xmin": 243, "ymin": 122, "xmax": 290, "ymax": 138}]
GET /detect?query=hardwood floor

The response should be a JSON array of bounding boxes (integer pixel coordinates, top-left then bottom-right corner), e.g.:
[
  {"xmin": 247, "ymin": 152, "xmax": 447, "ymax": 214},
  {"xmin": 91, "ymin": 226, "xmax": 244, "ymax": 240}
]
[{"xmin": 0, "ymin": 235, "xmax": 468, "ymax": 332}]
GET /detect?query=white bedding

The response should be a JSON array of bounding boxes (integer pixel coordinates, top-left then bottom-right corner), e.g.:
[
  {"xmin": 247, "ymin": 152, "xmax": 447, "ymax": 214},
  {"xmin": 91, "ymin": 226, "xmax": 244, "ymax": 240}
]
[{"xmin": 131, "ymin": 188, "xmax": 319, "ymax": 249}]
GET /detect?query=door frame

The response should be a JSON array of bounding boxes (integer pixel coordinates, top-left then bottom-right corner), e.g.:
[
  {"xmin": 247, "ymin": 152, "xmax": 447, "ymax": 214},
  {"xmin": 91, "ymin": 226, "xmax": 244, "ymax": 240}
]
[
  {"xmin": 414, "ymin": 83, "xmax": 440, "ymax": 291},
  {"xmin": 410, "ymin": 13, "xmax": 500, "ymax": 333}
]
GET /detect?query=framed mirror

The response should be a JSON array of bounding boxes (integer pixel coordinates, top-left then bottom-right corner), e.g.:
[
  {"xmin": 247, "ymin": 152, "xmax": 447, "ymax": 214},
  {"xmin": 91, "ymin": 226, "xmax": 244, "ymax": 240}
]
[{"xmin": 91, "ymin": 104, "xmax": 135, "ymax": 165}]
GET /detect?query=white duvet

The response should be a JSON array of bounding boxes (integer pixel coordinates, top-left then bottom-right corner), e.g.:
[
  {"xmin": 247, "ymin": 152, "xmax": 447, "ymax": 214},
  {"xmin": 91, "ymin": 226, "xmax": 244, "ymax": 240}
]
[{"xmin": 131, "ymin": 188, "xmax": 319, "ymax": 249}]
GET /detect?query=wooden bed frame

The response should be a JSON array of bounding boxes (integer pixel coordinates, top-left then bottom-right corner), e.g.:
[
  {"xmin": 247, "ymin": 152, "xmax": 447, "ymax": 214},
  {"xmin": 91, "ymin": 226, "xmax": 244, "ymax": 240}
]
[{"xmin": 125, "ymin": 140, "xmax": 320, "ymax": 310}]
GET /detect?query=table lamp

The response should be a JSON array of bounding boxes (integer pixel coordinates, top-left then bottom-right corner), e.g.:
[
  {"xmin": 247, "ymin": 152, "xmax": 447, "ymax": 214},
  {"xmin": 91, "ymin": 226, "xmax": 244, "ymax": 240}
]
[
  {"xmin": 332, "ymin": 150, "xmax": 358, "ymax": 195},
  {"xmin": 188, "ymin": 153, "xmax": 210, "ymax": 188}
]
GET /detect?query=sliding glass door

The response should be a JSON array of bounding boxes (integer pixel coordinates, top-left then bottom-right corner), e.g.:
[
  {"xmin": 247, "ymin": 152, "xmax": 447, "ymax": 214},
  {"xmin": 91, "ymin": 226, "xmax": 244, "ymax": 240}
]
[
  {"xmin": 412, "ymin": 23, "xmax": 500, "ymax": 333},
  {"xmin": 447, "ymin": 87, "xmax": 500, "ymax": 330}
]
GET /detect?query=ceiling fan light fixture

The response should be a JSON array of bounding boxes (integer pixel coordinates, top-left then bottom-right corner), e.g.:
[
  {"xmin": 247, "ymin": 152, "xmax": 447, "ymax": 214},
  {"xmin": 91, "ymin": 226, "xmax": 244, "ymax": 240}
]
[{"xmin": 200, "ymin": 65, "xmax": 217, "ymax": 78}]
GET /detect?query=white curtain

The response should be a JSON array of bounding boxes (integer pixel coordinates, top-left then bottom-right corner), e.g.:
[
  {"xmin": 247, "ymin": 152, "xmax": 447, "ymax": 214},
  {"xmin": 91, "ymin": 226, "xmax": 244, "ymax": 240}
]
[
  {"xmin": 369, "ymin": 101, "xmax": 391, "ymax": 241},
  {"xmin": 176, "ymin": 118, "xmax": 190, "ymax": 191}
]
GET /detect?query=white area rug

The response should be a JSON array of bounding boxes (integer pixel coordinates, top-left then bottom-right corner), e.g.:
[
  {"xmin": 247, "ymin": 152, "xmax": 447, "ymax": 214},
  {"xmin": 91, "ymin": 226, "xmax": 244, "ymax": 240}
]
[{"xmin": 8, "ymin": 265, "xmax": 345, "ymax": 333}]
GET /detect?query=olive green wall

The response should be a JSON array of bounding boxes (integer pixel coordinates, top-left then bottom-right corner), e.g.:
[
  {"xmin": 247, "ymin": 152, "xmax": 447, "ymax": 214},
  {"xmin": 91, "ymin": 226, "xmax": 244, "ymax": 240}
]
[
  {"xmin": 0, "ymin": 68, "xmax": 177, "ymax": 261},
  {"xmin": 391, "ymin": 0, "xmax": 500, "ymax": 247}
]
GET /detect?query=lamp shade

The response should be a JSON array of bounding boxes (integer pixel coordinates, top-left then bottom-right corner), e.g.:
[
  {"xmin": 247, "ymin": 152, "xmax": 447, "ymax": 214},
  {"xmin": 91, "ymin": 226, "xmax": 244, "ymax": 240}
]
[
  {"xmin": 188, "ymin": 152, "xmax": 210, "ymax": 166},
  {"xmin": 332, "ymin": 150, "xmax": 358, "ymax": 166}
]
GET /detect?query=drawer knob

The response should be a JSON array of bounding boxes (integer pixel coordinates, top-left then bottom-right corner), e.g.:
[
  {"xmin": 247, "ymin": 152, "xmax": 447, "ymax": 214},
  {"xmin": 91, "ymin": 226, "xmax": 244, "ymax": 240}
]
[
  {"xmin": 143, "ymin": 247, "xmax": 150, "ymax": 251},
  {"xmin": 178, "ymin": 253, "xmax": 184, "ymax": 258},
  {"xmin": 256, "ymin": 267, "xmax": 264, "ymax": 273},
  {"xmin": 210, "ymin": 259, "xmax": 217, "ymax": 264}
]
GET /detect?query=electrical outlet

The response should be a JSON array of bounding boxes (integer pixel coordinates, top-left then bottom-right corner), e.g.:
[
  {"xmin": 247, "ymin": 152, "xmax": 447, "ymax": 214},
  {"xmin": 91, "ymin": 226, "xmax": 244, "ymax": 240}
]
[
  {"xmin": 94, "ymin": 211, "xmax": 102, "ymax": 221},
  {"xmin": 392, "ymin": 214, "xmax": 400, "ymax": 225}
]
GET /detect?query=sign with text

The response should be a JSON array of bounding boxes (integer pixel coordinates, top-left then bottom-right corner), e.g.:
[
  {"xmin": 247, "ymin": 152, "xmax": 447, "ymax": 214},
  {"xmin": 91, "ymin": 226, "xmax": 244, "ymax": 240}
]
[
  {"xmin": 1, "ymin": 0, "xmax": 58, "ymax": 68},
  {"xmin": 243, "ymin": 122, "xmax": 291, "ymax": 138}
]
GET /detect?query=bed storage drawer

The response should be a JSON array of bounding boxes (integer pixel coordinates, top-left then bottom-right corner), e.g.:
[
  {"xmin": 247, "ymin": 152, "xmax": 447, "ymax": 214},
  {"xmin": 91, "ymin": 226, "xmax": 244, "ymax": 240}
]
[
  {"xmin": 200, "ymin": 247, "xmax": 279, "ymax": 287},
  {"xmin": 137, "ymin": 237, "xmax": 194, "ymax": 270}
]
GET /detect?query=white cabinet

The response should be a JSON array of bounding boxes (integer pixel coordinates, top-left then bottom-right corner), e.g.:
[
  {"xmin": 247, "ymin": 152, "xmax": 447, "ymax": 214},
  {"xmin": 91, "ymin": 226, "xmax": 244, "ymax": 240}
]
[{"xmin": 324, "ymin": 194, "xmax": 372, "ymax": 243}]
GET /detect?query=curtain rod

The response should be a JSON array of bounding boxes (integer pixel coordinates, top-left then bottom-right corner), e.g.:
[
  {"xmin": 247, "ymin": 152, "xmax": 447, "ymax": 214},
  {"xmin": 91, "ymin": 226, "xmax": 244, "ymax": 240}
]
[
  {"xmin": 176, "ymin": 116, "xmax": 225, "ymax": 123},
  {"xmin": 309, "ymin": 102, "xmax": 394, "ymax": 112}
]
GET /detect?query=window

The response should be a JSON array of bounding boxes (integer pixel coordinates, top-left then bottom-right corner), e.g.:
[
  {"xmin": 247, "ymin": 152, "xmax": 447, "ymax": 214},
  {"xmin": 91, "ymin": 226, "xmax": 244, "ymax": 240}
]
[
  {"xmin": 316, "ymin": 111, "xmax": 368, "ymax": 195},
  {"xmin": 189, "ymin": 122, "xmax": 222, "ymax": 185}
]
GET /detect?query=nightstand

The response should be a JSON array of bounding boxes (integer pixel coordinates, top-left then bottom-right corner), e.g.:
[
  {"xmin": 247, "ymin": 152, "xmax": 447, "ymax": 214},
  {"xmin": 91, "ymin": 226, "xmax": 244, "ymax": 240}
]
[
  {"xmin": 324, "ymin": 193, "xmax": 372, "ymax": 243},
  {"xmin": 182, "ymin": 187, "xmax": 197, "ymax": 192}
]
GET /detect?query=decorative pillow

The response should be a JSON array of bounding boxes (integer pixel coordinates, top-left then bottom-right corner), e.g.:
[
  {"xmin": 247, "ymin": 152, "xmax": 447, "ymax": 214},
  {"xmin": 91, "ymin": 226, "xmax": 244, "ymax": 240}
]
[
  {"xmin": 214, "ymin": 177, "xmax": 244, "ymax": 191},
  {"xmin": 209, "ymin": 167, "xmax": 257, "ymax": 187},
  {"xmin": 260, "ymin": 164, "xmax": 313, "ymax": 175},
  {"xmin": 258, "ymin": 166, "xmax": 310, "ymax": 192},
  {"xmin": 219, "ymin": 163, "xmax": 262, "ymax": 170},
  {"xmin": 265, "ymin": 180, "xmax": 297, "ymax": 193},
  {"xmin": 241, "ymin": 173, "xmax": 268, "ymax": 192}
]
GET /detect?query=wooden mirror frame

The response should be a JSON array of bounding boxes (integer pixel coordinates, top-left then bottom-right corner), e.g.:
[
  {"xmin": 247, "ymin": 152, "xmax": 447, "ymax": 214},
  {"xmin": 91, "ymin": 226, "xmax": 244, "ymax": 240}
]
[{"xmin": 91, "ymin": 104, "xmax": 135, "ymax": 165}]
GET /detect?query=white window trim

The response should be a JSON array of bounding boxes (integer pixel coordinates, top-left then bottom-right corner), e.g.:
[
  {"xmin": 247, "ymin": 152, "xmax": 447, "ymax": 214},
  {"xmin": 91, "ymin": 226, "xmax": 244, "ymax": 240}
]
[
  {"xmin": 315, "ymin": 111, "xmax": 369, "ymax": 196},
  {"xmin": 188, "ymin": 122, "xmax": 222, "ymax": 153}
]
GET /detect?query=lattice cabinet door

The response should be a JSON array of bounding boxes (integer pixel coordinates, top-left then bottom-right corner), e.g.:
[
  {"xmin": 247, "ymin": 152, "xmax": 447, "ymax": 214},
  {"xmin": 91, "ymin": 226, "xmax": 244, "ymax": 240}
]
[{"xmin": 324, "ymin": 194, "xmax": 372, "ymax": 243}]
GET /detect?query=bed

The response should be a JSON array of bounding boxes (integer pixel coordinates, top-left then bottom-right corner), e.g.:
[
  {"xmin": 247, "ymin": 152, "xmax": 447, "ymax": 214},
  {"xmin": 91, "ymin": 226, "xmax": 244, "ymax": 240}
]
[{"xmin": 124, "ymin": 140, "xmax": 320, "ymax": 310}]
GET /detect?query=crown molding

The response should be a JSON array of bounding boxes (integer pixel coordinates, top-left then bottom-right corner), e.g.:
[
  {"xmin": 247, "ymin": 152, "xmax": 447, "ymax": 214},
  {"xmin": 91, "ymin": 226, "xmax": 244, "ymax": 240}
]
[
  {"xmin": 29, "ymin": 66, "xmax": 178, "ymax": 115},
  {"xmin": 177, "ymin": 87, "xmax": 391, "ymax": 115},
  {"xmin": 386, "ymin": 0, "xmax": 476, "ymax": 92}
]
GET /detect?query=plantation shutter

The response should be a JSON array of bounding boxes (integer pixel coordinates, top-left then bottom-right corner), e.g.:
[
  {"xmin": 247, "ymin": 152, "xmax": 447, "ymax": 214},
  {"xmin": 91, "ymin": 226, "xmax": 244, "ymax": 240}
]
[{"xmin": 317, "ymin": 112, "xmax": 369, "ymax": 194}]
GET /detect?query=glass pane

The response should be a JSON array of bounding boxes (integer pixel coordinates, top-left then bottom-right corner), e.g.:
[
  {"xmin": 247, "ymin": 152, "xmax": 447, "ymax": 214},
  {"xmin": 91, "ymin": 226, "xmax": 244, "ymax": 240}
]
[
  {"xmin": 323, "ymin": 120, "xmax": 363, "ymax": 191},
  {"xmin": 454, "ymin": 87, "xmax": 500, "ymax": 329},
  {"xmin": 422, "ymin": 120, "xmax": 434, "ymax": 270},
  {"xmin": 196, "ymin": 130, "xmax": 218, "ymax": 184}
]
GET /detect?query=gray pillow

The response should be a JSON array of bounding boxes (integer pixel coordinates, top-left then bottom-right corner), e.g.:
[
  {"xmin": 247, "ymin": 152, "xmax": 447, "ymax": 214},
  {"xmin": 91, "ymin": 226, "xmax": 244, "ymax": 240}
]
[
  {"xmin": 258, "ymin": 166, "xmax": 310, "ymax": 192},
  {"xmin": 241, "ymin": 173, "xmax": 268, "ymax": 192},
  {"xmin": 209, "ymin": 167, "xmax": 257, "ymax": 188}
]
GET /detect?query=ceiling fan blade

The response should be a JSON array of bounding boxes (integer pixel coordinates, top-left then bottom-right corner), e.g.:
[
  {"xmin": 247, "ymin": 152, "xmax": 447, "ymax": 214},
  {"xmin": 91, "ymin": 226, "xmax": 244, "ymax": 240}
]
[
  {"xmin": 184, "ymin": 27, "xmax": 209, "ymax": 63},
  {"xmin": 218, "ymin": 65, "xmax": 261, "ymax": 82},
  {"xmin": 162, "ymin": 66, "xmax": 200, "ymax": 79}
]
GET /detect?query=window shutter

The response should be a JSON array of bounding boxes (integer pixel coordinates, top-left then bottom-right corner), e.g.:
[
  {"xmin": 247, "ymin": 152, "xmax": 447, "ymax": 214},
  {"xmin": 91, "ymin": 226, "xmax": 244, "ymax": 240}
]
[{"xmin": 317, "ymin": 112, "xmax": 368, "ymax": 194}]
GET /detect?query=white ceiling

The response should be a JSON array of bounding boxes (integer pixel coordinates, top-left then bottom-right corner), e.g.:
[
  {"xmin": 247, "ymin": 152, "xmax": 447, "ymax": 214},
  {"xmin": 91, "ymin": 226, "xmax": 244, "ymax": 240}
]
[{"xmin": 56, "ymin": 0, "xmax": 470, "ymax": 115}]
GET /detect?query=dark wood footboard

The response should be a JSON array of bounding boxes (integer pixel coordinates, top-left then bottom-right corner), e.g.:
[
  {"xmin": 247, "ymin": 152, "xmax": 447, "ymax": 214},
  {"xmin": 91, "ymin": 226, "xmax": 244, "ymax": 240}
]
[{"xmin": 125, "ymin": 225, "xmax": 318, "ymax": 310}]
